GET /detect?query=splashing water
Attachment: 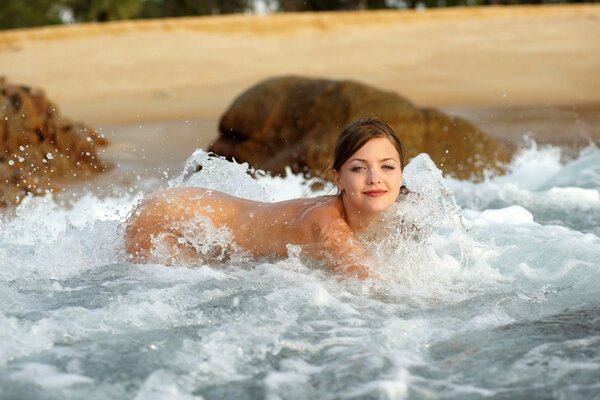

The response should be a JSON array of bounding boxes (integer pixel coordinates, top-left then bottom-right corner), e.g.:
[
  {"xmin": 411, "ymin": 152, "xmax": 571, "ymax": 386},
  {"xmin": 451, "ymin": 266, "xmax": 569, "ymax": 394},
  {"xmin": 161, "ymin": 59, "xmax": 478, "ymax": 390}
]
[{"xmin": 0, "ymin": 143, "xmax": 599, "ymax": 399}]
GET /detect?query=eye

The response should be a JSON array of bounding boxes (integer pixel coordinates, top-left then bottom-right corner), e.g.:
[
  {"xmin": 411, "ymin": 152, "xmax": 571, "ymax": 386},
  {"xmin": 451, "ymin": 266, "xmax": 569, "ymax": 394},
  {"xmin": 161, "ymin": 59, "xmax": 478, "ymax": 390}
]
[
  {"xmin": 350, "ymin": 166, "xmax": 366, "ymax": 173},
  {"xmin": 382, "ymin": 165, "xmax": 395, "ymax": 170}
]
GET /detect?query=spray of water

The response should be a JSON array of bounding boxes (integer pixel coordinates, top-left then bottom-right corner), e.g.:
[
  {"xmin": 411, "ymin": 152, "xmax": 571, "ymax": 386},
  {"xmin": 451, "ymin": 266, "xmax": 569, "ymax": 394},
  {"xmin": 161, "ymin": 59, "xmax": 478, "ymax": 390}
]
[{"xmin": 1, "ymin": 143, "xmax": 599, "ymax": 399}]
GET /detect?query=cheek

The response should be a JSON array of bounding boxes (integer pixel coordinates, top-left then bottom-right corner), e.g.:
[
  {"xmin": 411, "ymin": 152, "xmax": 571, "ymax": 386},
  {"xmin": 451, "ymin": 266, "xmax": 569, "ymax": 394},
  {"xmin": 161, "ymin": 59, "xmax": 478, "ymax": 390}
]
[
  {"xmin": 341, "ymin": 175, "xmax": 360, "ymax": 189},
  {"xmin": 386, "ymin": 171, "xmax": 402, "ymax": 184},
  {"xmin": 395, "ymin": 171, "xmax": 404, "ymax": 186}
]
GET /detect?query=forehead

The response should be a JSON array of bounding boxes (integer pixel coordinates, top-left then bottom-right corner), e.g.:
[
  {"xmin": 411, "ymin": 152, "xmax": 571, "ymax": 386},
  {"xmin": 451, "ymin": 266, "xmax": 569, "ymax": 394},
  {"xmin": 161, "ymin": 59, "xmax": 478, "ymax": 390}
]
[{"xmin": 348, "ymin": 137, "xmax": 400, "ymax": 160}]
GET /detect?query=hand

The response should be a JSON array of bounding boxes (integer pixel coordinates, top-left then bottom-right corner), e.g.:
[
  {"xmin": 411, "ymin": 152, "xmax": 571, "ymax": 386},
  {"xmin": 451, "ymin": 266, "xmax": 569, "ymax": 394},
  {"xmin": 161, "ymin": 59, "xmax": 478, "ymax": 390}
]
[{"xmin": 335, "ymin": 263, "xmax": 380, "ymax": 280}]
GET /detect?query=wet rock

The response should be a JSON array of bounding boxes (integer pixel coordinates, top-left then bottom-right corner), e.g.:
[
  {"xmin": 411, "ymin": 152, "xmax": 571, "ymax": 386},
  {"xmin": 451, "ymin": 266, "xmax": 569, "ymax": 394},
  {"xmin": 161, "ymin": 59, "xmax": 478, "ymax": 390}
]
[
  {"xmin": 420, "ymin": 107, "xmax": 512, "ymax": 178},
  {"xmin": 209, "ymin": 76, "xmax": 512, "ymax": 180},
  {"xmin": 0, "ymin": 78, "xmax": 110, "ymax": 206}
]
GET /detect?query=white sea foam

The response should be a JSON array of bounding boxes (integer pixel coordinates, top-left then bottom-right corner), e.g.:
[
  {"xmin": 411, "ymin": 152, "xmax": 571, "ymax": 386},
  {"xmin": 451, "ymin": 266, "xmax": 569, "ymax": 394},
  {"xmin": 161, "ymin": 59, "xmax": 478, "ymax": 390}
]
[
  {"xmin": 9, "ymin": 362, "xmax": 94, "ymax": 388},
  {"xmin": 0, "ymin": 144, "xmax": 598, "ymax": 399},
  {"xmin": 464, "ymin": 205, "xmax": 535, "ymax": 226}
]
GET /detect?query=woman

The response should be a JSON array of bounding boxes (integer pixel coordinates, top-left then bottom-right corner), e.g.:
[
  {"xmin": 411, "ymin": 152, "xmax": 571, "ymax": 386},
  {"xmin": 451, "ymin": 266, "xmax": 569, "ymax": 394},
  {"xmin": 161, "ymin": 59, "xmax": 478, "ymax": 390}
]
[{"xmin": 125, "ymin": 117, "xmax": 406, "ymax": 279}]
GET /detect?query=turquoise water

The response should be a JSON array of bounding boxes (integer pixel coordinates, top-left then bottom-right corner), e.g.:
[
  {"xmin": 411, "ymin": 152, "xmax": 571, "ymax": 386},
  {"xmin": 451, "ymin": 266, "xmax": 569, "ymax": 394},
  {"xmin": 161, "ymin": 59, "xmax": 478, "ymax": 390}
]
[{"xmin": 0, "ymin": 143, "xmax": 599, "ymax": 399}]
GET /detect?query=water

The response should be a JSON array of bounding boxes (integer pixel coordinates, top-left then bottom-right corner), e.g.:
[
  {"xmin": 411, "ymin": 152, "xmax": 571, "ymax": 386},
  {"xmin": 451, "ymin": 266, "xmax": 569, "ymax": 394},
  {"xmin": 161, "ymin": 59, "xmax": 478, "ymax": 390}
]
[{"xmin": 0, "ymin": 142, "xmax": 599, "ymax": 399}]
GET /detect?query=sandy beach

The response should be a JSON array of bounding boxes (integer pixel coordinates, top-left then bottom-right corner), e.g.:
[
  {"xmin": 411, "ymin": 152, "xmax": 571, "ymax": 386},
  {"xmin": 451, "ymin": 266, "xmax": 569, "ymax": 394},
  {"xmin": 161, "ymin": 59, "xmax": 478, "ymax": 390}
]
[{"xmin": 1, "ymin": 4, "xmax": 599, "ymax": 155}]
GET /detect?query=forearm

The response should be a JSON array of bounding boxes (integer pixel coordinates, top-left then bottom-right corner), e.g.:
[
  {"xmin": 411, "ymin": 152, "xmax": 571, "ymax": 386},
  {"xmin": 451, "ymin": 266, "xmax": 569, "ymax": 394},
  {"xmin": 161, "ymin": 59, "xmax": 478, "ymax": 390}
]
[{"xmin": 320, "ymin": 222, "xmax": 374, "ymax": 279}]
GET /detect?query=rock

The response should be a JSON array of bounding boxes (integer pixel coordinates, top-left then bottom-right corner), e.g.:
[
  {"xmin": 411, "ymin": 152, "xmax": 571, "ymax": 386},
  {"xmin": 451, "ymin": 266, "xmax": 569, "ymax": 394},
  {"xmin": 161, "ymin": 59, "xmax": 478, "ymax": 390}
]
[
  {"xmin": 0, "ymin": 78, "xmax": 110, "ymax": 206},
  {"xmin": 420, "ymin": 107, "xmax": 511, "ymax": 178},
  {"xmin": 209, "ymin": 76, "xmax": 513, "ymax": 180}
]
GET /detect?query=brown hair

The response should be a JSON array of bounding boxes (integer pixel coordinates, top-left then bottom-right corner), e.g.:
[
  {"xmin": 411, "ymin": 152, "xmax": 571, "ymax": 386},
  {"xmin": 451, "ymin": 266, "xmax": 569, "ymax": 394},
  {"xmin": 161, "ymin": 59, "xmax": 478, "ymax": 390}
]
[{"xmin": 332, "ymin": 117, "xmax": 404, "ymax": 172}]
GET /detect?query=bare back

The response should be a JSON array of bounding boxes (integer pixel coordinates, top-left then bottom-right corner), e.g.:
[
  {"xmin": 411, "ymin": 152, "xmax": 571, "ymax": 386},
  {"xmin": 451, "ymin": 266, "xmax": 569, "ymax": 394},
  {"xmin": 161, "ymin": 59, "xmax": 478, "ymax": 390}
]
[{"xmin": 125, "ymin": 187, "xmax": 364, "ymax": 271}]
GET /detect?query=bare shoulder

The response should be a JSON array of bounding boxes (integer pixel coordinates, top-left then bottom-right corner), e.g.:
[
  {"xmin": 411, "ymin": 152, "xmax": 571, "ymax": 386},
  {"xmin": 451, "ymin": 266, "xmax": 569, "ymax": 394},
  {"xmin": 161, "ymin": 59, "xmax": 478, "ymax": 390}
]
[
  {"xmin": 295, "ymin": 196, "xmax": 371, "ymax": 279},
  {"xmin": 298, "ymin": 196, "xmax": 344, "ymax": 228}
]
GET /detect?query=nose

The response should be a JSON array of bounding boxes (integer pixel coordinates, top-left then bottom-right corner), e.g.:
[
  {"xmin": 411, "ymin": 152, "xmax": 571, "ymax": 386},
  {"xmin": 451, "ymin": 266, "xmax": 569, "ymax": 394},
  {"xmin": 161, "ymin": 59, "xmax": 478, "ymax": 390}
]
[{"xmin": 368, "ymin": 168, "xmax": 381, "ymax": 184}]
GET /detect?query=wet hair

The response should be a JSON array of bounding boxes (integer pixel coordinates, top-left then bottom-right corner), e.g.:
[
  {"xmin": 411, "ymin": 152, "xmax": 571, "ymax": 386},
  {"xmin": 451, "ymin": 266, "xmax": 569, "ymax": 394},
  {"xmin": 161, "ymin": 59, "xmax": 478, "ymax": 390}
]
[{"xmin": 332, "ymin": 117, "xmax": 405, "ymax": 172}]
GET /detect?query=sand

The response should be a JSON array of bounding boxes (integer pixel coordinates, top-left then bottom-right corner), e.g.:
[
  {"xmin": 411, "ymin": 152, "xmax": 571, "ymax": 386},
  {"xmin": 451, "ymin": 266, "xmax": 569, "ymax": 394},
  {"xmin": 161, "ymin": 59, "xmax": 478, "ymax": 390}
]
[{"xmin": 1, "ymin": 4, "xmax": 599, "ymax": 157}]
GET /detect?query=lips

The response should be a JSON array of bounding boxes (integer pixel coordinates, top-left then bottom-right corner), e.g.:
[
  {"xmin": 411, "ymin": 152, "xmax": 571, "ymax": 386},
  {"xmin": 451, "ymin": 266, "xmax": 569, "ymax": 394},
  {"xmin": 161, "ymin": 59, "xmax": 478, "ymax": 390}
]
[{"xmin": 363, "ymin": 190, "xmax": 387, "ymax": 197}]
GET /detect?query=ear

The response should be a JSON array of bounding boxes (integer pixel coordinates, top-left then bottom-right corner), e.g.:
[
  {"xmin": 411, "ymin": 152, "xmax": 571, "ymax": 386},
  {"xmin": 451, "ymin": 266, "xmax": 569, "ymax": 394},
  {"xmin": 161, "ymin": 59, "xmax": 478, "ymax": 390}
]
[{"xmin": 332, "ymin": 169, "xmax": 343, "ymax": 191}]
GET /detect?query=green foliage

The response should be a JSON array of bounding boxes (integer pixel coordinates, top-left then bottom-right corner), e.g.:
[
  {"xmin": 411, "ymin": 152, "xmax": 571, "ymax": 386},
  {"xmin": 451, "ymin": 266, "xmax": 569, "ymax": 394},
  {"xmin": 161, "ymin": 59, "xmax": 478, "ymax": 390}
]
[
  {"xmin": 280, "ymin": 0, "xmax": 359, "ymax": 10},
  {"xmin": 138, "ymin": 0, "xmax": 251, "ymax": 18},
  {"xmin": 64, "ymin": 0, "xmax": 142, "ymax": 22},
  {"xmin": 0, "ymin": 0, "xmax": 251, "ymax": 30},
  {"xmin": 279, "ymin": 0, "xmax": 394, "ymax": 10},
  {"xmin": 0, "ymin": 0, "xmax": 63, "ymax": 30}
]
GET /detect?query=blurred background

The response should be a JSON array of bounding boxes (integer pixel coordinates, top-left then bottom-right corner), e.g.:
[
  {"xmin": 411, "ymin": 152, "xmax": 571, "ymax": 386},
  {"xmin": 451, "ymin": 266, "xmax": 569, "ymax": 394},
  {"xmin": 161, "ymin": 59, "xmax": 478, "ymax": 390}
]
[{"xmin": 2, "ymin": 0, "xmax": 599, "ymax": 30}]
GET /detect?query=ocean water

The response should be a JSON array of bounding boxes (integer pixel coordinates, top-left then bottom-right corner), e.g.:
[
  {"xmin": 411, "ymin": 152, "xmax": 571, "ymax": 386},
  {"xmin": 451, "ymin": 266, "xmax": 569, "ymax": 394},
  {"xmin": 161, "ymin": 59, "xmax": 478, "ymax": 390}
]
[{"xmin": 0, "ymin": 143, "xmax": 599, "ymax": 400}]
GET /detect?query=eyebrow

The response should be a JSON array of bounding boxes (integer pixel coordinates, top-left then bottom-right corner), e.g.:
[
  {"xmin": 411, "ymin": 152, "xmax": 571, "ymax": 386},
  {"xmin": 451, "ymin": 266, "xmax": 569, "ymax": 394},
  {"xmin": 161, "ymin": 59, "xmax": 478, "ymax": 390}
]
[{"xmin": 350, "ymin": 158, "xmax": 398, "ymax": 163}]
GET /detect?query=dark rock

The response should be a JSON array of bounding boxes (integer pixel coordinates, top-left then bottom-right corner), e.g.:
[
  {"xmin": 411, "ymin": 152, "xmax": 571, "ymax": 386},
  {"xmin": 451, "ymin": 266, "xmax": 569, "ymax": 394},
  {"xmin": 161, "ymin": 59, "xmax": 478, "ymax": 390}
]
[
  {"xmin": 209, "ymin": 76, "xmax": 513, "ymax": 180},
  {"xmin": 0, "ymin": 77, "xmax": 110, "ymax": 206}
]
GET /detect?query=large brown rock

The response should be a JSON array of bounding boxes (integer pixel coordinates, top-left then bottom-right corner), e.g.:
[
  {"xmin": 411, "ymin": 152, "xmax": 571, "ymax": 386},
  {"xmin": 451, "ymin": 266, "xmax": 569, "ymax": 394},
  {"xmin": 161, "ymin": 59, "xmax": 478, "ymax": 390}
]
[
  {"xmin": 209, "ymin": 76, "xmax": 512, "ymax": 180},
  {"xmin": 0, "ymin": 78, "xmax": 110, "ymax": 206}
]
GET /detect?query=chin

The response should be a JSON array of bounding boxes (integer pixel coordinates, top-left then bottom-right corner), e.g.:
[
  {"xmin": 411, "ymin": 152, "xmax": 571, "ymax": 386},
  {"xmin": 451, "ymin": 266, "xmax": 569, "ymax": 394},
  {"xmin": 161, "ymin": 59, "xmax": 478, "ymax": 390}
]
[{"xmin": 361, "ymin": 199, "xmax": 394, "ymax": 214}]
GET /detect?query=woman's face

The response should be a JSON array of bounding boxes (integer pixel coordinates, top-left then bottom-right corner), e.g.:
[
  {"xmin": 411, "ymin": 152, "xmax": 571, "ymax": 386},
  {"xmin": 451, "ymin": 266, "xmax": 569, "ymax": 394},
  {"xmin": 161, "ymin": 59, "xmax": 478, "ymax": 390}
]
[{"xmin": 333, "ymin": 137, "xmax": 403, "ymax": 216}]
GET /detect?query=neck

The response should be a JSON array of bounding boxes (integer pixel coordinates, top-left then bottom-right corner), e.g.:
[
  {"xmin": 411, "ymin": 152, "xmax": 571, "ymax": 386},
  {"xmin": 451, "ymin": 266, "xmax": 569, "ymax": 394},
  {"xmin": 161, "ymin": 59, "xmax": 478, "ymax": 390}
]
[{"xmin": 340, "ymin": 196, "xmax": 380, "ymax": 233}]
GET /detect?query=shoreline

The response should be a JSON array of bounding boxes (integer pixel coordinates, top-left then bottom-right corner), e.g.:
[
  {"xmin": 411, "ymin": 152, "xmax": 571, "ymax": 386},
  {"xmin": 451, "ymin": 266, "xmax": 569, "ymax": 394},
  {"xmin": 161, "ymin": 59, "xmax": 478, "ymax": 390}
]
[
  {"xmin": 100, "ymin": 103, "xmax": 600, "ymax": 151},
  {"xmin": 445, "ymin": 103, "xmax": 600, "ymax": 148},
  {"xmin": 98, "ymin": 103, "xmax": 599, "ymax": 183}
]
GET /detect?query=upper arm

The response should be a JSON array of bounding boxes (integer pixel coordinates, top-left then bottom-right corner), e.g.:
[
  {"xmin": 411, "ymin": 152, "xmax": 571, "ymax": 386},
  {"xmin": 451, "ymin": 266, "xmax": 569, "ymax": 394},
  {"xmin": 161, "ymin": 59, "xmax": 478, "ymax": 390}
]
[{"xmin": 304, "ymin": 208, "xmax": 372, "ymax": 279}]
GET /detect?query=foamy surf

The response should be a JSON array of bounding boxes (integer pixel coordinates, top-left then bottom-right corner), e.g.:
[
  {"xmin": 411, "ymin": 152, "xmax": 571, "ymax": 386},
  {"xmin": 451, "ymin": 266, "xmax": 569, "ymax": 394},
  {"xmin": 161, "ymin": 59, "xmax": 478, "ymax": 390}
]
[{"xmin": 0, "ymin": 143, "xmax": 598, "ymax": 399}]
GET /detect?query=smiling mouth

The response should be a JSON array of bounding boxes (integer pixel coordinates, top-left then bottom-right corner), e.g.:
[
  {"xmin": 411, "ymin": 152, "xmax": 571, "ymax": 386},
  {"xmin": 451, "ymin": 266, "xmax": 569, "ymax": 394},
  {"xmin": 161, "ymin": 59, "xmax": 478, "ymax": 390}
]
[{"xmin": 363, "ymin": 190, "xmax": 387, "ymax": 197}]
